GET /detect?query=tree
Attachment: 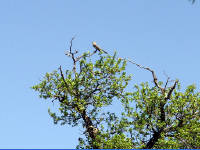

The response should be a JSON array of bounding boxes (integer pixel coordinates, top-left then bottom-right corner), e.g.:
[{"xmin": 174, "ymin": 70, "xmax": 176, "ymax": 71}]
[{"xmin": 32, "ymin": 39, "xmax": 200, "ymax": 149}]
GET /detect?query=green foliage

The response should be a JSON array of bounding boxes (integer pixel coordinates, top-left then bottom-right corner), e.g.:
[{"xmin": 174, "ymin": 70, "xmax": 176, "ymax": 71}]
[
  {"xmin": 93, "ymin": 133, "xmax": 133, "ymax": 149},
  {"xmin": 32, "ymin": 52, "xmax": 131, "ymax": 127},
  {"xmin": 32, "ymin": 50, "xmax": 200, "ymax": 149},
  {"xmin": 122, "ymin": 82, "xmax": 200, "ymax": 148}
]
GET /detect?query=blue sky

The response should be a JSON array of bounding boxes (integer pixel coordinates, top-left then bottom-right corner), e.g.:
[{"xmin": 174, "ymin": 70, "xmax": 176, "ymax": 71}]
[{"xmin": 0, "ymin": 0, "xmax": 200, "ymax": 148}]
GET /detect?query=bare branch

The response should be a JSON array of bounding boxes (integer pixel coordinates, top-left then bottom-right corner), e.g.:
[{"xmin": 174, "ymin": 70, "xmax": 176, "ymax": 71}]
[
  {"xmin": 69, "ymin": 37, "xmax": 75, "ymax": 53},
  {"xmin": 165, "ymin": 79, "xmax": 178, "ymax": 100},
  {"xmin": 164, "ymin": 77, "xmax": 170, "ymax": 90},
  {"xmin": 163, "ymin": 71, "xmax": 170, "ymax": 90},
  {"xmin": 66, "ymin": 39, "xmax": 108, "ymax": 73},
  {"xmin": 126, "ymin": 58, "xmax": 164, "ymax": 93},
  {"xmin": 65, "ymin": 37, "xmax": 77, "ymax": 72}
]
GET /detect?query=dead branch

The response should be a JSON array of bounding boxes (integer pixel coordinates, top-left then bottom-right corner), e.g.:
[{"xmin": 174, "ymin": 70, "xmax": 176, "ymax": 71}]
[
  {"xmin": 125, "ymin": 58, "xmax": 178, "ymax": 99},
  {"xmin": 65, "ymin": 39, "xmax": 107, "ymax": 73},
  {"xmin": 126, "ymin": 58, "xmax": 165, "ymax": 93},
  {"xmin": 164, "ymin": 77, "xmax": 170, "ymax": 90},
  {"xmin": 165, "ymin": 79, "xmax": 179, "ymax": 100}
]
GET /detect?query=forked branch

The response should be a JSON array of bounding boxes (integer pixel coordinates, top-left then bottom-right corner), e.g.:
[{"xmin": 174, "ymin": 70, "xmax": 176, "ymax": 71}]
[{"xmin": 65, "ymin": 38, "xmax": 108, "ymax": 73}]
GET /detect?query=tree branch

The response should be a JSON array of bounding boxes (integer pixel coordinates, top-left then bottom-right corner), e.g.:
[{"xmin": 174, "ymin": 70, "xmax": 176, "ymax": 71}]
[
  {"xmin": 59, "ymin": 65, "xmax": 68, "ymax": 87},
  {"xmin": 58, "ymin": 65, "xmax": 73, "ymax": 95},
  {"xmin": 164, "ymin": 77, "xmax": 170, "ymax": 90},
  {"xmin": 165, "ymin": 80, "xmax": 178, "ymax": 100},
  {"xmin": 65, "ymin": 38, "xmax": 105, "ymax": 73},
  {"xmin": 126, "ymin": 58, "xmax": 165, "ymax": 94},
  {"xmin": 144, "ymin": 129, "xmax": 162, "ymax": 149}
]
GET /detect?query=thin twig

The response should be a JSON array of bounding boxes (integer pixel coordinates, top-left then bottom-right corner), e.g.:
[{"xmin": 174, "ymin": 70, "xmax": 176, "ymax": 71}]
[
  {"xmin": 66, "ymin": 38, "xmax": 104, "ymax": 73},
  {"xmin": 164, "ymin": 77, "xmax": 170, "ymax": 90},
  {"xmin": 69, "ymin": 37, "xmax": 75, "ymax": 53}
]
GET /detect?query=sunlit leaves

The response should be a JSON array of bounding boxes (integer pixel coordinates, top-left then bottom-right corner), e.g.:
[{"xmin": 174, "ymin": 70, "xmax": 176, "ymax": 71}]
[
  {"xmin": 32, "ymin": 49, "xmax": 200, "ymax": 148},
  {"xmin": 121, "ymin": 81, "xmax": 200, "ymax": 148},
  {"xmin": 32, "ymin": 51, "xmax": 133, "ymax": 146}
]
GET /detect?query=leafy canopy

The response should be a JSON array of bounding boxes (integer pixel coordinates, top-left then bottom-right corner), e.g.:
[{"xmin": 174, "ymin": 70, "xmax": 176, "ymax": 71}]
[{"xmin": 32, "ymin": 43, "xmax": 200, "ymax": 149}]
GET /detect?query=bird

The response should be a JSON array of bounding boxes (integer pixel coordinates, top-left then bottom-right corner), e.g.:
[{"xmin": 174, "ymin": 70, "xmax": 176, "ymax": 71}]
[{"xmin": 92, "ymin": 41, "xmax": 108, "ymax": 54}]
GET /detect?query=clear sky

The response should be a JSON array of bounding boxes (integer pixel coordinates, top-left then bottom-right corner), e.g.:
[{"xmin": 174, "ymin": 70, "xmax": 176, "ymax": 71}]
[{"xmin": 0, "ymin": 0, "xmax": 200, "ymax": 148}]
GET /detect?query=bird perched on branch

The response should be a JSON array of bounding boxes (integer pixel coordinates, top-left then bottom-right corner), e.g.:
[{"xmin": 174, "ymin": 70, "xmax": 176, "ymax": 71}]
[{"xmin": 92, "ymin": 41, "xmax": 108, "ymax": 54}]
